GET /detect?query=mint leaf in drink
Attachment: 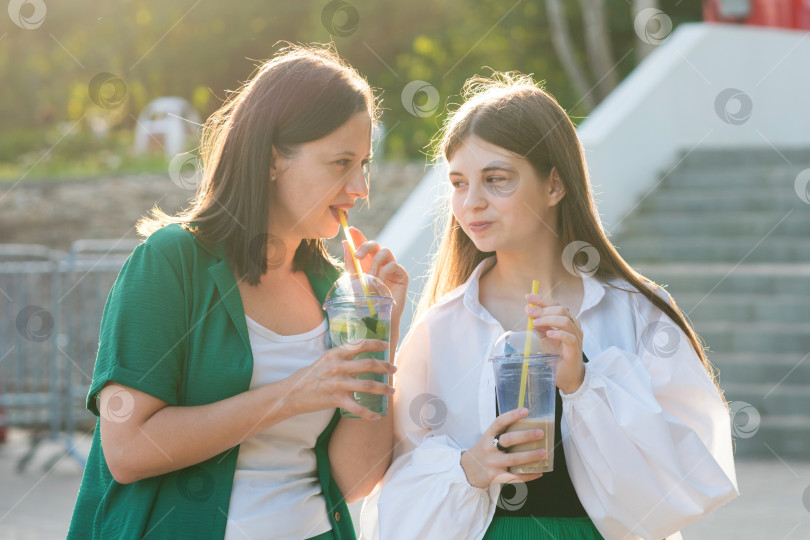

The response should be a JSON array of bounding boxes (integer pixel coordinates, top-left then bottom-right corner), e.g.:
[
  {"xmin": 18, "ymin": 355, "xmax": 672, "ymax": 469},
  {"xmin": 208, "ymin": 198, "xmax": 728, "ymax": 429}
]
[{"xmin": 362, "ymin": 315, "xmax": 379, "ymax": 333}]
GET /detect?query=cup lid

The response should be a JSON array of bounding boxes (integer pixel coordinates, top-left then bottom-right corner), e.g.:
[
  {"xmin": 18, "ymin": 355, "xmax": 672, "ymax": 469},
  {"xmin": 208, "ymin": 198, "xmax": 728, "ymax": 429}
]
[
  {"xmin": 324, "ymin": 272, "xmax": 392, "ymax": 305},
  {"xmin": 490, "ymin": 330, "xmax": 560, "ymax": 360}
]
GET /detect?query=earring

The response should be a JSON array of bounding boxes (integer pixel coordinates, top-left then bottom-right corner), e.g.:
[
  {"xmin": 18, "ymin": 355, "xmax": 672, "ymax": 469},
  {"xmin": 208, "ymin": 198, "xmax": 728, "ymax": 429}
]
[{"xmin": 271, "ymin": 174, "xmax": 276, "ymax": 181}]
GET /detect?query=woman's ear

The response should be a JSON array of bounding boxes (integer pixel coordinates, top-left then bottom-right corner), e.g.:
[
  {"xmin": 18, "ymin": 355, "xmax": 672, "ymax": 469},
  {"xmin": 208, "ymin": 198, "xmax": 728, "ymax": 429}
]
[
  {"xmin": 270, "ymin": 146, "xmax": 278, "ymax": 181},
  {"xmin": 547, "ymin": 167, "xmax": 566, "ymax": 206}
]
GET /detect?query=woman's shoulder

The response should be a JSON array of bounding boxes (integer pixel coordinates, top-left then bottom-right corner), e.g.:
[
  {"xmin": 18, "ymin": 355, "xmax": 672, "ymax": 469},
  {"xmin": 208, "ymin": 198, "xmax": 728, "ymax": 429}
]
[
  {"xmin": 142, "ymin": 223, "xmax": 199, "ymax": 254},
  {"xmin": 600, "ymin": 274, "xmax": 674, "ymax": 319},
  {"xmin": 138, "ymin": 223, "xmax": 224, "ymax": 265},
  {"xmin": 120, "ymin": 224, "xmax": 215, "ymax": 279}
]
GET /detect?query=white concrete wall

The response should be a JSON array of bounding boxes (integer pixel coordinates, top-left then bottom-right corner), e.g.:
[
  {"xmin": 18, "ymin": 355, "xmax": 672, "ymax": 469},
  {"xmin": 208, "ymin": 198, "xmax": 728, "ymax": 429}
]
[
  {"xmin": 378, "ymin": 162, "xmax": 449, "ymax": 335},
  {"xmin": 579, "ymin": 22, "xmax": 810, "ymax": 234},
  {"xmin": 379, "ymin": 23, "xmax": 810, "ymax": 334}
]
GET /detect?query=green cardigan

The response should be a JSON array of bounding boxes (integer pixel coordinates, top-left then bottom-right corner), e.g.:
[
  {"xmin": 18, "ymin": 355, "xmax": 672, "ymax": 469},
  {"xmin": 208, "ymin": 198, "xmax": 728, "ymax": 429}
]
[{"xmin": 68, "ymin": 223, "xmax": 354, "ymax": 539}]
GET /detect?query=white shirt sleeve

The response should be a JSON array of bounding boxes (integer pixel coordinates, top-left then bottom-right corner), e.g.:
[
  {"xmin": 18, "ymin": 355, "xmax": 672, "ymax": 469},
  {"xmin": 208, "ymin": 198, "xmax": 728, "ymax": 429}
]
[
  {"xmin": 359, "ymin": 319, "xmax": 498, "ymax": 540},
  {"xmin": 560, "ymin": 292, "xmax": 740, "ymax": 540}
]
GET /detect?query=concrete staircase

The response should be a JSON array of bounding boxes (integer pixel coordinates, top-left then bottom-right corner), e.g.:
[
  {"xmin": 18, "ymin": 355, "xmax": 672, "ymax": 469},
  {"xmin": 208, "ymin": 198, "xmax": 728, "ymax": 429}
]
[{"xmin": 615, "ymin": 148, "xmax": 810, "ymax": 460}]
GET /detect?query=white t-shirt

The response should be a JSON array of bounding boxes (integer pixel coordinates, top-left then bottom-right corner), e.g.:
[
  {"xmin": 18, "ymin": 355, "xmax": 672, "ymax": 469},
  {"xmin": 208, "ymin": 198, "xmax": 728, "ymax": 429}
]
[{"xmin": 224, "ymin": 315, "xmax": 335, "ymax": 540}]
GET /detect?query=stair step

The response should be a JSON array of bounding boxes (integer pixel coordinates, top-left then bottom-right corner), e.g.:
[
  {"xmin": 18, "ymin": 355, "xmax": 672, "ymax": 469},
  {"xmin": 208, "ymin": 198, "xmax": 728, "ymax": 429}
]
[
  {"xmin": 711, "ymin": 353, "xmax": 810, "ymax": 385},
  {"xmin": 698, "ymin": 322, "xmax": 810, "ymax": 354},
  {"xmin": 677, "ymin": 147, "xmax": 810, "ymax": 169},
  {"xmin": 641, "ymin": 190, "xmax": 805, "ymax": 211},
  {"xmin": 636, "ymin": 264, "xmax": 810, "ymax": 295},
  {"xmin": 676, "ymin": 293, "xmax": 810, "ymax": 323},
  {"xmin": 663, "ymin": 166, "xmax": 810, "ymax": 188},
  {"xmin": 618, "ymin": 236, "xmax": 810, "ymax": 263},
  {"xmin": 728, "ymin": 414, "xmax": 810, "ymax": 459},
  {"xmin": 621, "ymin": 211, "xmax": 810, "ymax": 236},
  {"xmin": 723, "ymin": 382, "xmax": 810, "ymax": 416}
]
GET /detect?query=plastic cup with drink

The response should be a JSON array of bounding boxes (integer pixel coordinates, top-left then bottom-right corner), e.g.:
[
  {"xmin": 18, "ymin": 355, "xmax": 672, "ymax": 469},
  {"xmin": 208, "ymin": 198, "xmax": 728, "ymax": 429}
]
[{"xmin": 489, "ymin": 281, "xmax": 560, "ymax": 473}]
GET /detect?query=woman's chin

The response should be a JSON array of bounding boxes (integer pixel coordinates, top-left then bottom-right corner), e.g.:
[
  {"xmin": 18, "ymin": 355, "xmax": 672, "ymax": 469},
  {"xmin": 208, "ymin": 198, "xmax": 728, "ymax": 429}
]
[
  {"xmin": 326, "ymin": 222, "xmax": 341, "ymax": 240},
  {"xmin": 313, "ymin": 222, "xmax": 341, "ymax": 241},
  {"xmin": 470, "ymin": 239, "xmax": 497, "ymax": 254}
]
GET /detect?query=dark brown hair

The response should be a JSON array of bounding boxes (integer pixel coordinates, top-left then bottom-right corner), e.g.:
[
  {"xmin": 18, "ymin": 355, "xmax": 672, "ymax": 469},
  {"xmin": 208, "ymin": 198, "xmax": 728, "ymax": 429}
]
[
  {"xmin": 138, "ymin": 43, "xmax": 379, "ymax": 285},
  {"xmin": 419, "ymin": 72, "xmax": 728, "ymax": 413}
]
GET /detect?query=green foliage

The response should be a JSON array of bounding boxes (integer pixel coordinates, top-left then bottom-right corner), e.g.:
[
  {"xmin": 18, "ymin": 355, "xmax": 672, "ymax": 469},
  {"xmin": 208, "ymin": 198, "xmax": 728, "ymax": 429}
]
[
  {"xmin": 0, "ymin": 0, "xmax": 701, "ymax": 177},
  {"xmin": 0, "ymin": 126, "xmax": 169, "ymax": 182}
]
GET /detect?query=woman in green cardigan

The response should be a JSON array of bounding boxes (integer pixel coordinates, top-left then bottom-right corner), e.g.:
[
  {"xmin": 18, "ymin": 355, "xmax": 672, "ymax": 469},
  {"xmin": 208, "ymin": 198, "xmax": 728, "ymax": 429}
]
[{"xmin": 68, "ymin": 44, "xmax": 408, "ymax": 540}]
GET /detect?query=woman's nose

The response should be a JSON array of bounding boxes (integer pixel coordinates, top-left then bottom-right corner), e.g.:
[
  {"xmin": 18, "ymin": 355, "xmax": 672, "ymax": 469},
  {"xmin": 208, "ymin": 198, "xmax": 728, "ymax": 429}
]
[
  {"xmin": 463, "ymin": 183, "xmax": 487, "ymax": 211},
  {"xmin": 345, "ymin": 164, "xmax": 370, "ymax": 199}
]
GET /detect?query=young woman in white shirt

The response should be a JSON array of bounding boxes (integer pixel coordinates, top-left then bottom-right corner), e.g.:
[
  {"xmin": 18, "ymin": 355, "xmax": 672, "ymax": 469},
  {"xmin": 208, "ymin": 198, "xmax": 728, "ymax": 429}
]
[{"xmin": 359, "ymin": 73, "xmax": 740, "ymax": 539}]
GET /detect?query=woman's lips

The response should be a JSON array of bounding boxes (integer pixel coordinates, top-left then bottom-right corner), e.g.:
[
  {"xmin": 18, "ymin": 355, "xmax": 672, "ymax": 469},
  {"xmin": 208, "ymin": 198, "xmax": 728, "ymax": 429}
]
[
  {"xmin": 469, "ymin": 221, "xmax": 492, "ymax": 233},
  {"xmin": 330, "ymin": 206, "xmax": 353, "ymax": 223}
]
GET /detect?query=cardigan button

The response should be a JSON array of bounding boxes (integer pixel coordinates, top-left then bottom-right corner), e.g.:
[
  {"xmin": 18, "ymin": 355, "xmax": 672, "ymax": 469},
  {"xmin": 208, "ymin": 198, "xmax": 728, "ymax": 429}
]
[{"xmin": 334, "ymin": 511, "xmax": 341, "ymax": 522}]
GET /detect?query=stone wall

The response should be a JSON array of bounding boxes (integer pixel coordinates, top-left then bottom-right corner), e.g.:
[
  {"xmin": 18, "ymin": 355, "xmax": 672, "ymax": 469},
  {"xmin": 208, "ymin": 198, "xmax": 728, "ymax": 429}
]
[{"xmin": 0, "ymin": 162, "xmax": 429, "ymax": 257}]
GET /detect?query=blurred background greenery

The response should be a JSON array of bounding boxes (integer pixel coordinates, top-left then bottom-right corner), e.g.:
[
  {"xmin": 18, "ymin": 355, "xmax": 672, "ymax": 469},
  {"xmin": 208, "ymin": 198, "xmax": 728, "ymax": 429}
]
[{"xmin": 0, "ymin": 0, "xmax": 700, "ymax": 181}]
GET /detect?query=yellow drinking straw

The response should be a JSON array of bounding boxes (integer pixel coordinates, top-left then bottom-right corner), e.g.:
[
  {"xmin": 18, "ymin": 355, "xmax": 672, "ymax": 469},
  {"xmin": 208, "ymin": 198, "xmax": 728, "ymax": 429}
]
[
  {"xmin": 338, "ymin": 209, "xmax": 376, "ymax": 316},
  {"xmin": 517, "ymin": 280, "xmax": 540, "ymax": 409}
]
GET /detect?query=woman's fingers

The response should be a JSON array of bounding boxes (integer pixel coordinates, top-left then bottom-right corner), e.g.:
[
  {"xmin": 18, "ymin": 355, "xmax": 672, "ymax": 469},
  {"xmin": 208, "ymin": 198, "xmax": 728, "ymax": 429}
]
[
  {"xmin": 525, "ymin": 293, "xmax": 559, "ymax": 306},
  {"xmin": 351, "ymin": 237, "xmax": 402, "ymax": 278},
  {"xmin": 348, "ymin": 226, "xmax": 368, "ymax": 247},
  {"xmin": 333, "ymin": 339, "xmax": 389, "ymax": 360},
  {"xmin": 355, "ymin": 242, "xmax": 399, "ymax": 279},
  {"xmin": 485, "ymin": 408, "xmax": 529, "ymax": 439},
  {"xmin": 341, "ymin": 240, "xmax": 354, "ymax": 272},
  {"xmin": 346, "ymin": 228, "xmax": 373, "ymax": 274},
  {"xmin": 344, "ymin": 377, "xmax": 394, "ymax": 397},
  {"xmin": 342, "ymin": 357, "xmax": 397, "ymax": 376},
  {"xmin": 377, "ymin": 261, "xmax": 397, "ymax": 282},
  {"xmin": 531, "ymin": 315, "xmax": 577, "ymax": 332},
  {"xmin": 354, "ymin": 240, "xmax": 380, "ymax": 259},
  {"xmin": 340, "ymin": 396, "xmax": 381, "ymax": 420},
  {"xmin": 368, "ymin": 247, "xmax": 393, "ymax": 276},
  {"xmin": 497, "ymin": 427, "xmax": 545, "ymax": 448},
  {"xmin": 494, "ymin": 448, "xmax": 548, "ymax": 469},
  {"xmin": 525, "ymin": 305, "xmax": 570, "ymax": 318},
  {"xmin": 547, "ymin": 329, "xmax": 577, "ymax": 343}
]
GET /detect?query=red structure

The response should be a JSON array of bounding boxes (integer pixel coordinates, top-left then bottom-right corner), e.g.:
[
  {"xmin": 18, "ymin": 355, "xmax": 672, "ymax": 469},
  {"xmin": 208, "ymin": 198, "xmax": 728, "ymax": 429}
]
[{"xmin": 704, "ymin": 0, "xmax": 810, "ymax": 29}]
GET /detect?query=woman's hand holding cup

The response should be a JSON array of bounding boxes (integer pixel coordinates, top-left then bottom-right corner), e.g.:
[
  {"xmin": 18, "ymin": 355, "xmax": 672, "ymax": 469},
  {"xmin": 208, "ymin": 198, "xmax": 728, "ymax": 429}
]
[
  {"xmin": 460, "ymin": 408, "xmax": 546, "ymax": 489},
  {"xmin": 284, "ymin": 339, "xmax": 396, "ymax": 420}
]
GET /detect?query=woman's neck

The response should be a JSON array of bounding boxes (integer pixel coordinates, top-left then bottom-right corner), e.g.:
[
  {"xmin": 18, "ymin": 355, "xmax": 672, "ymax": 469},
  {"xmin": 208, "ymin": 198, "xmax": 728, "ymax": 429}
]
[
  {"xmin": 483, "ymin": 245, "xmax": 576, "ymax": 302},
  {"xmin": 237, "ymin": 234, "xmax": 304, "ymax": 287},
  {"xmin": 477, "ymin": 242, "xmax": 585, "ymax": 330}
]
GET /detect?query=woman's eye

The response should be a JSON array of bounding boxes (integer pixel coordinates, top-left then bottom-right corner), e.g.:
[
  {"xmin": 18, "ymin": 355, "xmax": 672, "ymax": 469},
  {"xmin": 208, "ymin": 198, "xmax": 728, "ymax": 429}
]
[
  {"xmin": 450, "ymin": 180, "xmax": 466, "ymax": 189},
  {"xmin": 336, "ymin": 159, "xmax": 352, "ymax": 167},
  {"xmin": 487, "ymin": 176, "xmax": 507, "ymax": 183}
]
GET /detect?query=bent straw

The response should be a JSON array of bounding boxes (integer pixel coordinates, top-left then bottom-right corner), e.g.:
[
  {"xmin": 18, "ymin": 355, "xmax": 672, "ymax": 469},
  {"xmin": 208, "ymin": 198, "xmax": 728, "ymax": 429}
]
[
  {"xmin": 338, "ymin": 209, "xmax": 376, "ymax": 316},
  {"xmin": 517, "ymin": 280, "xmax": 540, "ymax": 410}
]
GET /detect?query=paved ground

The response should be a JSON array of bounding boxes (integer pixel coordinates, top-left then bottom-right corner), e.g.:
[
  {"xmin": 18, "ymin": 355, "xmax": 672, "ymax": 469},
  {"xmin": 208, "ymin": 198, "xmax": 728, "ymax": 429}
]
[{"xmin": 1, "ymin": 428, "xmax": 808, "ymax": 539}]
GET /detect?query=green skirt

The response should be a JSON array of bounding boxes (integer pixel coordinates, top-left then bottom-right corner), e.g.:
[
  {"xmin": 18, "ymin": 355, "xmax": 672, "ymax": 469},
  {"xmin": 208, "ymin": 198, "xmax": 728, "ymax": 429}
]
[{"xmin": 483, "ymin": 516, "xmax": 603, "ymax": 539}]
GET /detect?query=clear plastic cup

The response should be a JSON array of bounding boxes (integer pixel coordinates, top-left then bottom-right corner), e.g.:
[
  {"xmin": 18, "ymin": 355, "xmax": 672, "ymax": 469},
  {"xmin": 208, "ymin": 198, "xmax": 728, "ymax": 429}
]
[
  {"xmin": 324, "ymin": 273, "xmax": 393, "ymax": 417},
  {"xmin": 490, "ymin": 330, "xmax": 559, "ymax": 473}
]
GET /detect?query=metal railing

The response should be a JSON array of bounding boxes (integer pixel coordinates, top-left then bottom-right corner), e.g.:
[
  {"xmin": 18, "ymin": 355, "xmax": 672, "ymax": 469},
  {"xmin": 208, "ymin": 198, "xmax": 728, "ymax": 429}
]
[{"xmin": 0, "ymin": 239, "xmax": 140, "ymax": 472}]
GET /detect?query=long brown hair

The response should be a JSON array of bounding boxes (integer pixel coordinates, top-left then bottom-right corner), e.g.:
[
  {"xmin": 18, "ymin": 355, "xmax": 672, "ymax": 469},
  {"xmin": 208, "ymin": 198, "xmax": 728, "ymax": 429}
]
[
  {"xmin": 138, "ymin": 43, "xmax": 379, "ymax": 285},
  {"xmin": 418, "ymin": 72, "xmax": 728, "ymax": 413}
]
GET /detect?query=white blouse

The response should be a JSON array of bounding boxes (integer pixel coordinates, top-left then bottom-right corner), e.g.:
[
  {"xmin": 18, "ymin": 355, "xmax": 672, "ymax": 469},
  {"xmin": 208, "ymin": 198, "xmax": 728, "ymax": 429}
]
[{"xmin": 359, "ymin": 257, "xmax": 739, "ymax": 540}]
